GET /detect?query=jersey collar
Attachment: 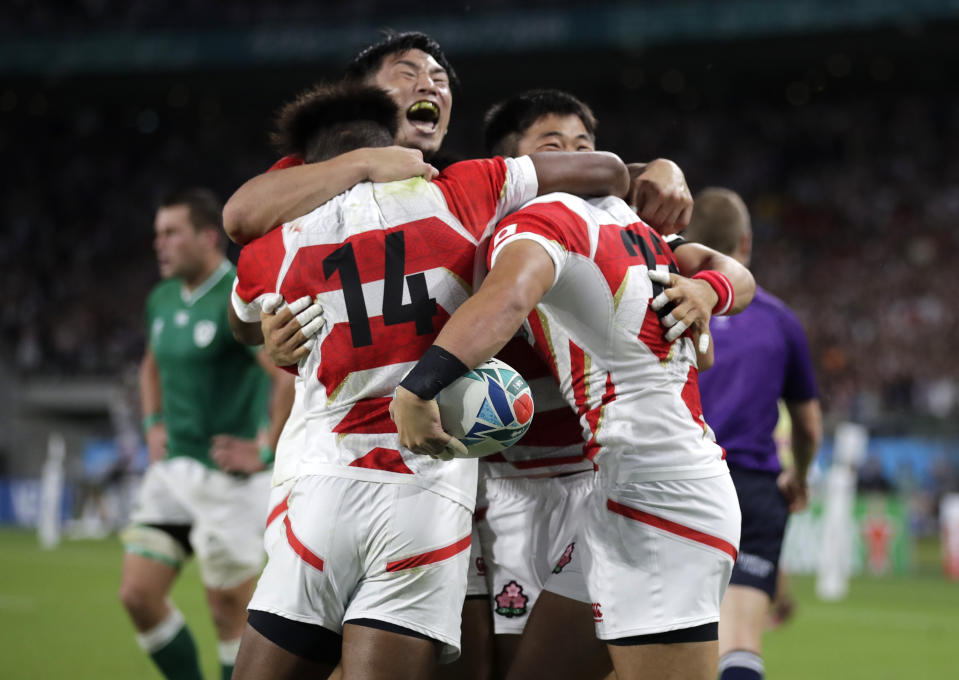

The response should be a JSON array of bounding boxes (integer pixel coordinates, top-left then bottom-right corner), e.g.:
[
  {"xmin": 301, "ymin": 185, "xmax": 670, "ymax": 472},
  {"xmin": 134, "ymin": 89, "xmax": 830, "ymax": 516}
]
[{"xmin": 181, "ymin": 259, "xmax": 231, "ymax": 306}]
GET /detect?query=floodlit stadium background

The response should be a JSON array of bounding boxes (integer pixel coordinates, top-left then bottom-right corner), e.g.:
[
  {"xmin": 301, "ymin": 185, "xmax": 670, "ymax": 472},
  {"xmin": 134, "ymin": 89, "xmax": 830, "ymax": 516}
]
[{"xmin": 1, "ymin": 1, "xmax": 958, "ymax": 678}]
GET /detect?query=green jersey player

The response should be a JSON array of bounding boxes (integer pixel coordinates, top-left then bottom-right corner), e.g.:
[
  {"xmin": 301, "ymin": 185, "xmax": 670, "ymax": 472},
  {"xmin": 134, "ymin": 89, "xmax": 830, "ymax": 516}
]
[{"xmin": 119, "ymin": 188, "xmax": 293, "ymax": 680}]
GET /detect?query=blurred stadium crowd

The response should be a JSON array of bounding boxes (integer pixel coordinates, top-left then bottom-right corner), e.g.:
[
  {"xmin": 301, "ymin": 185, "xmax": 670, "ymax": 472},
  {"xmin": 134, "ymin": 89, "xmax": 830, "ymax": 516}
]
[{"xmin": 1, "ymin": 4, "xmax": 957, "ymax": 434}]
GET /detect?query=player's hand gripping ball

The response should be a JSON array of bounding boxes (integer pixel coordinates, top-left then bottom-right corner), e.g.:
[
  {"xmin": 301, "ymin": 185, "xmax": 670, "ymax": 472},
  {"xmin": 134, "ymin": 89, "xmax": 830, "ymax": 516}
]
[{"xmin": 436, "ymin": 358, "xmax": 534, "ymax": 458}]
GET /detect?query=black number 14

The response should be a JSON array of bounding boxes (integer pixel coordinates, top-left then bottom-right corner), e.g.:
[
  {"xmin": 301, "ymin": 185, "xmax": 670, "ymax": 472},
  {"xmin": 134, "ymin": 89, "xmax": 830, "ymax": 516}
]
[{"xmin": 322, "ymin": 231, "xmax": 438, "ymax": 348}]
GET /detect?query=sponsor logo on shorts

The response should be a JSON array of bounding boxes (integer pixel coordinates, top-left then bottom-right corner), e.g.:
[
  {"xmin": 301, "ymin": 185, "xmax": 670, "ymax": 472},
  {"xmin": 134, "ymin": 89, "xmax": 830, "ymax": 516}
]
[
  {"xmin": 494, "ymin": 580, "xmax": 528, "ymax": 618},
  {"xmin": 553, "ymin": 542, "xmax": 575, "ymax": 574},
  {"xmin": 475, "ymin": 555, "xmax": 487, "ymax": 576},
  {"xmin": 735, "ymin": 551, "xmax": 774, "ymax": 579},
  {"xmin": 591, "ymin": 602, "xmax": 603, "ymax": 622}
]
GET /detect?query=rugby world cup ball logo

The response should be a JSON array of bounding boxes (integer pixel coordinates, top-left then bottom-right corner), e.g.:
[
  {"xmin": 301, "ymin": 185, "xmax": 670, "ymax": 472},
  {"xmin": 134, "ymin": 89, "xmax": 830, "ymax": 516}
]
[{"xmin": 437, "ymin": 358, "xmax": 534, "ymax": 458}]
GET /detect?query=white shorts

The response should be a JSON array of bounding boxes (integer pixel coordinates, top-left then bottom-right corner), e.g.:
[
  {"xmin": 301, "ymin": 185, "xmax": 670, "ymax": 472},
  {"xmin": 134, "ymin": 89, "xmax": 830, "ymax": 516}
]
[
  {"xmin": 264, "ymin": 479, "xmax": 295, "ymax": 560},
  {"xmin": 466, "ymin": 521, "xmax": 489, "ymax": 597},
  {"xmin": 249, "ymin": 475, "xmax": 472, "ymax": 663},
  {"xmin": 582, "ymin": 472, "xmax": 741, "ymax": 640},
  {"xmin": 477, "ymin": 471, "xmax": 594, "ymax": 635},
  {"xmin": 124, "ymin": 457, "xmax": 271, "ymax": 589}
]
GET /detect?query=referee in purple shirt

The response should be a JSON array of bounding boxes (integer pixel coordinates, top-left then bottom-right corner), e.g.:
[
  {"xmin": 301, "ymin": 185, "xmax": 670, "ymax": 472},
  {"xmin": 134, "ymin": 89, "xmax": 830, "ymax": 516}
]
[{"xmin": 681, "ymin": 188, "xmax": 822, "ymax": 680}]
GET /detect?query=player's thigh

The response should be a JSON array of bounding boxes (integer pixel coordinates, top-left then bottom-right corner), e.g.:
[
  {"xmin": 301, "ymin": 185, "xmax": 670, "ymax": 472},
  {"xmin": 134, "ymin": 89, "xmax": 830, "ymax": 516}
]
[
  {"xmin": 436, "ymin": 596, "xmax": 493, "ymax": 680},
  {"xmin": 506, "ymin": 590, "xmax": 611, "ymax": 680},
  {"xmin": 585, "ymin": 475, "xmax": 739, "ymax": 641},
  {"xmin": 119, "ymin": 551, "xmax": 180, "ymax": 622},
  {"xmin": 205, "ymin": 576, "xmax": 259, "ymax": 638},
  {"xmin": 345, "ymin": 484, "xmax": 472, "ymax": 664},
  {"xmin": 607, "ymin": 640, "xmax": 718, "ymax": 680},
  {"xmin": 718, "ymin": 584, "xmax": 770, "ymax": 656},
  {"xmin": 341, "ymin": 621, "xmax": 439, "ymax": 680},
  {"xmin": 233, "ymin": 621, "xmax": 338, "ymax": 680},
  {"xmin": 247, "ymin": 476, "xmax": 360, "ymax": 639},
  {"xmin": 121, "ymin": 460, "xmax": 194, "ymax": 574}
]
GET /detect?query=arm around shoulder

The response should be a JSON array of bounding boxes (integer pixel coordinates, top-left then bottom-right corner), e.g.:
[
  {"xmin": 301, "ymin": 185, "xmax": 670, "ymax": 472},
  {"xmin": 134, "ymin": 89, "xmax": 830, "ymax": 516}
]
[{"xmin": 529, "ymin": 151, "xmax": 630, "ymax": 200}]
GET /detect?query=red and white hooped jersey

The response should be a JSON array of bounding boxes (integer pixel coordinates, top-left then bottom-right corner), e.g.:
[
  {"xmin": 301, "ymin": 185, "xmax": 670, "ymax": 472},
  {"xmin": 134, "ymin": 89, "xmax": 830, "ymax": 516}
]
[
  {"xmin": 488, "ymin": 193, "xmax": 726, "ymax": 483},
  {"xmin": 481, "ymin": 337, "xmax": 592, "ymax": 479},
  {"xmin": 233, "ymin": 156, "xmax": 538, "ymax": 511}
]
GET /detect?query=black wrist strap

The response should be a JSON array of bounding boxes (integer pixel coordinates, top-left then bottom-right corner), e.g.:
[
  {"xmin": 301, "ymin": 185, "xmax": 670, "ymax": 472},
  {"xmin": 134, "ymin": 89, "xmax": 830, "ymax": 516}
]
[{"xmin": 399, "ymin": 345, "xmax": 469, "ymax": 401}]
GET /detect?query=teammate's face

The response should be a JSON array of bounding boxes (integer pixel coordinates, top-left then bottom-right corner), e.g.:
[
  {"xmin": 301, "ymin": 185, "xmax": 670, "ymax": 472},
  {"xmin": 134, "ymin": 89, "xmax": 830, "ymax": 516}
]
[
  {"xmin": 370, "ymin": 48, "xmax": 452, "ymax": 154},
  {"xmin": 514, "ymin": 114, "xmax": 595, "ymax": 156},
  {"xmin": 153, "ymin": 205, "xmax": 206, "ymax": 280}
]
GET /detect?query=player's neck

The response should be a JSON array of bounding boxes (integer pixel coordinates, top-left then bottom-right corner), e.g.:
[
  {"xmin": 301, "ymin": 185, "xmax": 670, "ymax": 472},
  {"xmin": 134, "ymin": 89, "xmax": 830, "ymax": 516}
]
[{"xmin": 182, "ymin": 254, "xmax": 226, "ymax": 292}]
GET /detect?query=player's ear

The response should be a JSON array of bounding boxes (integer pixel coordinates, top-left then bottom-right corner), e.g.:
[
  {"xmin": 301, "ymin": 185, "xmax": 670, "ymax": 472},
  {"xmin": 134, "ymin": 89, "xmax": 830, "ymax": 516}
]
[
  {"xmin": 202, "ymin": 225, "xmax": 225, "ymax": 252},
  {"xmin": 738, "ymin": 232, "xmax": 752, "ymax": 267}
]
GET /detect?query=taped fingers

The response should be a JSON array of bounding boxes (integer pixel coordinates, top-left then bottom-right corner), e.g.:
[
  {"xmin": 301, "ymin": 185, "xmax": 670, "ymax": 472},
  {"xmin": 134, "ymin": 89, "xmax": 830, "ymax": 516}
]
[
  {"xmin": 665, "ymin": 319, "xmax": 689, "ymax": 342},
  {"xmin": 259, "ymin": 293, "xmax": 284, "ymax": 315},
  {"xmin": 296, "ymin": 302, "xmax": 323, "ymax": 328},
  {"xmin": 286, "ymin": 295, "xmax": 311, "ymax": 316},
  {"xmin": 647, "ymin": 269, "xmax": 672, "ymax": 286},
  {"xmin": 698, "ymin": 333, "xmax": 711, "ymax": 354},
  {"xmin": 300, "ymin": 314, "xmax": 324, "ymax": 339}
]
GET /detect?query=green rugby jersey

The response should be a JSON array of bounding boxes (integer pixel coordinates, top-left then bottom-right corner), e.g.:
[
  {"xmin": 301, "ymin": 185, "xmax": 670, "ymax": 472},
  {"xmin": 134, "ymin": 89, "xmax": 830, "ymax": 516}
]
[{"xmin": 146, "ymin": 259, "xmax": 270, "ymax": 467}]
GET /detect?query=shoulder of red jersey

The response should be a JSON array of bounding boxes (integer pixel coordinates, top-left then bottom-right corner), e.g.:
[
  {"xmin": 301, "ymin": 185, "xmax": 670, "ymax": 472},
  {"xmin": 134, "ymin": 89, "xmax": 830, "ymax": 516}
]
[
  {"xmin": 233, "ymin": 229, "xmax": 287, "ymax": 321},
  {"xmin": 432, "ymin": 156, "xmax": 538, "ymax": 240},
  {"xmin": 489, "ymin": 192, "xmax": 595, "ymax": 270}
]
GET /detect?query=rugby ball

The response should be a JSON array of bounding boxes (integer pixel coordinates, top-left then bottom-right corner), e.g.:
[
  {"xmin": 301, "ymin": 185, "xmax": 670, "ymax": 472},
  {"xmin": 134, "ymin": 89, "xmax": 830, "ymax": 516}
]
[{"xmin": 436, "ymin": 358, "xmax": 534, "ymax": 458}]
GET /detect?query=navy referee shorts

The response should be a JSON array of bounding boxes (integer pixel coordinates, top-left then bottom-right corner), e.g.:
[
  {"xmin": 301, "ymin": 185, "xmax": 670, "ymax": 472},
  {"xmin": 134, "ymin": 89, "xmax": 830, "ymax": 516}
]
[{"xmin": 728, "ymin": 465, "xmax": 790, "ymax": 598}]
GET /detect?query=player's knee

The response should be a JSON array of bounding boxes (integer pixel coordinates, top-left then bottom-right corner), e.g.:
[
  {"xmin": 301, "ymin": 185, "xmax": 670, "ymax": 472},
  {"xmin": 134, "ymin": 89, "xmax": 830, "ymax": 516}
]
[
  {"xmin": 118, "ymin": 580, "xmax": 162, "ymax": 618},
  {"xmin": 208, "ymin": 590, "xmax": 252, "ymax": 633}
]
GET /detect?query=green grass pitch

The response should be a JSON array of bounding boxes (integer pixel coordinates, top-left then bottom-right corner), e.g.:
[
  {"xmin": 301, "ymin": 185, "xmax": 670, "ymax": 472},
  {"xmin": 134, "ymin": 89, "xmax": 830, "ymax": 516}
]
[{"xmin": 1, "ymin": 528, "xmax": 957, "ymax": 678}]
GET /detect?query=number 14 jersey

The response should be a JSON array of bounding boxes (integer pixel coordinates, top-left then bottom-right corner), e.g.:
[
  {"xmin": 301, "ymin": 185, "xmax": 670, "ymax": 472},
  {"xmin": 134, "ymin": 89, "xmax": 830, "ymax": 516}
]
[{"xmin": 233, "ymin": 156, "xmax": 538, "ymax": 511}]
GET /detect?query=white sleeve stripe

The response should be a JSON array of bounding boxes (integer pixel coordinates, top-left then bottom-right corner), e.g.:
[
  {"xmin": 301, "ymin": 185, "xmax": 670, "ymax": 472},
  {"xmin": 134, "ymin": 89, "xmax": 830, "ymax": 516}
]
[
  {"xmin": 497, "ymin": 155, "xmax": 538, "ymax": 220},
  {"xmin": 231, "ymin": 282, "xmax": 262, "ymax": 323},
  {"xmin": 489, "ymin": 233, "xmax": 563, "ymax": 288}
]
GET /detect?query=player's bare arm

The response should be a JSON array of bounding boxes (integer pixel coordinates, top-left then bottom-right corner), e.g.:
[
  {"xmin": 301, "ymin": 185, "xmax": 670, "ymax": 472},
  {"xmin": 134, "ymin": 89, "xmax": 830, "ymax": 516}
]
[
  {"xmin": 672, "ymin": 241, "xmax": 755, "ymax": 313},
  {"xmin": 229, "ymin": 298, "xmax": 266, "ymax": 345},
  {"xmin": 139, "ymin": 348, "xmax": 167, "ymax": 463},
  {"xmin": 530, "ymin": 151, "xmax": 630, "ymax": 198},
  {"xmin": 223, "ymin": 146, "xmax": 438, "ymax": 244},
  {"xmin": 627, "ymin": 159, "xmax": 693, "ymax": 235},
  {"xmin": 392, "ymin": 239, "xmax": 554, "ymax": 457},
  {"xmin": 778, "ymin": 398, "xmax": 822, "ymax": 512}
]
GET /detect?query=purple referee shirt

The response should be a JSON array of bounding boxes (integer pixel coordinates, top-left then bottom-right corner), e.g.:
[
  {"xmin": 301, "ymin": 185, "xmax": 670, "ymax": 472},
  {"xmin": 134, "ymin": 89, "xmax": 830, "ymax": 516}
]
[{"xmin": 698, "ymin": 287, "xmax": 819, "ymax": 474}]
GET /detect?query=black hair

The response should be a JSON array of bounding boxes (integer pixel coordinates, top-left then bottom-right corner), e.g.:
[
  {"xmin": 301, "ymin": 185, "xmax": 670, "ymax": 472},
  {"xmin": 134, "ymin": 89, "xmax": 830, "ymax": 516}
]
[
  {"xmin": 159, "ymin": 188, "xmax": 222, "ymax": 233},
  {"xmin": 345, "ymin": 30, "xmax": 459, "ymax": 89},
  {"xmin": 271, "ymin": 81, "xmax": 399, "ymax": 163},
  {"xmin": 483, "ymin": 89, "xmax": 598, "ymax": 156}
]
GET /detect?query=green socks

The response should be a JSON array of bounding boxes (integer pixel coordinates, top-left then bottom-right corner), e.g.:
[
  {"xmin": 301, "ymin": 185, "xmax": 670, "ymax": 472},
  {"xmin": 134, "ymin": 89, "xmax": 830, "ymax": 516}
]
[{"xmin": 136, "ymin": 607, "xmax": 203, "ymax": 680}]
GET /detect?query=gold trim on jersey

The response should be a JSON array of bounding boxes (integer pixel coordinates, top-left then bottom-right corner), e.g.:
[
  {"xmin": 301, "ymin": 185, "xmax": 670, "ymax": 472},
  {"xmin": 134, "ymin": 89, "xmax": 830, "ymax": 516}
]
[
  {"xmin": 660, "ymin": 342, "xmax": 676, "ymax": 369},
  {"xmin": 327, "ymin": 377, "xmax": 349, "ymax": 406},
  {"xmin": 534, "ymin": 309, "xmax": 557, "ymax": 370},
  {"xmin": 613, "ymin": 268, "xmax": 630, "ymax": 311},
  {"xmin": 442, "ymin": 267, "xmax": 473, "ymax": 296}
]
